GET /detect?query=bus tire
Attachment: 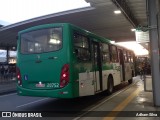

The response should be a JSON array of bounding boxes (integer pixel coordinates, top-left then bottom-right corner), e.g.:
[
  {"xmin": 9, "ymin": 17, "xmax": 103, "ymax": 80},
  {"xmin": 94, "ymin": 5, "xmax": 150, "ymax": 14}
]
[
  {"xmin": 128, "ymin": 71, "xmax": 134, "ymax": 84},
  {"xmin": 128, "ymin": 79, "xmax": 132, "ymax": 84},
  {"xmin": 132, "ymin": 70, "xmax": 134, "ymax": 77},
  {"xmin": 107, "ymin": 76, "xmax": 114, "ymax": 94}
]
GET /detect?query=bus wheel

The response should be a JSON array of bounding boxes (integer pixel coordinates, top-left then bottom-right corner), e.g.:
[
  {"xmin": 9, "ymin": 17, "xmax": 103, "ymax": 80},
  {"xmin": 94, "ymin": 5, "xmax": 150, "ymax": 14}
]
[
  {"xmin": 107, "ymin": 76, "xmax": 114, "ymax": 94},
  {"xmin": 132, "ymin": 70, "xmax": 134, "ymax": 77},
  {"xmin": 128, "ymin": 72, "xmax": 133, "ymax": 84},
  {"xmin": 128, "ymin": 78, "xmax": 133, "ymax": 84}
]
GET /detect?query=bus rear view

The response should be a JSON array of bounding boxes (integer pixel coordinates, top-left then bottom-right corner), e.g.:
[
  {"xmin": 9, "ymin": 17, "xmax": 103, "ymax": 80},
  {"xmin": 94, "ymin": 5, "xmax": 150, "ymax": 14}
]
[{"xmin": 17, "ymin": 23, "xmax": 74, "ymax": 98}]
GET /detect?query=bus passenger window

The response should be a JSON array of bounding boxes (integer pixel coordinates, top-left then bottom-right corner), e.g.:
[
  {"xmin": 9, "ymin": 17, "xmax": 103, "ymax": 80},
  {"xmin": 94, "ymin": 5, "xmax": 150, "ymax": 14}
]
[
  {"xmin": 73, "ymin": 32, "xmax": 90, "ymax": 61},
  {"xmin": 128, "ymin": 52, "xmax": 132, "ymax": 62},
  {"xmin": 111, "ymin": 46, "xmax": 118, "ymax": 62},
  {"xmin": 20, "ymin": 27, "xmax": 62, "ymax": 54},
  {"xmin": 130, "ymin": 53, "xmax": 134, "ymax": 62},
  {"xmin": 102, "ymin": 43, "xmax": 110, "ymax": 63},
  {"xmin": 123, "ymin": 51, "xmax": 128, "ymax": 62}
]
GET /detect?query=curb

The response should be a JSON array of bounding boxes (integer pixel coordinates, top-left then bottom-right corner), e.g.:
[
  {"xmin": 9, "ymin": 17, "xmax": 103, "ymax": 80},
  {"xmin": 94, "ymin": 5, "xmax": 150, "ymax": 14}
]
[{"xmin": 0, "ymin": 89, "xmax": 16, "ymax": 96}]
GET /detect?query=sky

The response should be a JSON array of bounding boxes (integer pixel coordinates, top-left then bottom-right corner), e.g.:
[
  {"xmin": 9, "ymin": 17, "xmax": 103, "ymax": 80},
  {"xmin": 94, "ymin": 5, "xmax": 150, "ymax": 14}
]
[{"xmin": 0, "ymin": 0, "xmax": 90, "ymax": 25}]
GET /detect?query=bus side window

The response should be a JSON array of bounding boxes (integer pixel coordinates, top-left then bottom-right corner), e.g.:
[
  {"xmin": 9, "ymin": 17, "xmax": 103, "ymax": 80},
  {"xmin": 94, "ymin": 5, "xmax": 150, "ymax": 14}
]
[
  {"xmin": 111, "ymin": 46, "xmax": 118, "ymax": 63},
  {"xmin": 123, "ymin": 50, "xmax": 128, "ymax": 62},
  {"xmin": 102, "ymin": 43, "xmax": 110, "ymax": 63},
  {"xmin": 130, "ymin": 53, "xmax": 134, "ymax": 63},
  {"xmin": 73, "ymin": 32, "xmax": 90, "ymax": 61},
  {"xmin": 128, "ymin": 52, "xmax": 132, "ymax": 62}
]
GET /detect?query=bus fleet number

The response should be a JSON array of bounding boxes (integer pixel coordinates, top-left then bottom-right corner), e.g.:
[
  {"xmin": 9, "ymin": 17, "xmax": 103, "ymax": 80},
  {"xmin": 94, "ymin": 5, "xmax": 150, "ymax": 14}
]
[{"xmin": 47, "ymin": 83, "xmax": 59, "ymax": 88}]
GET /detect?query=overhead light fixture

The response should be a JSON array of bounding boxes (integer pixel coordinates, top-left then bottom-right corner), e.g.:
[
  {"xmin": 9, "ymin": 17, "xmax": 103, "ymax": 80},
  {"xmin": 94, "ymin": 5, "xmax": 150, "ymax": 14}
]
[{"xmin": 114, "ymin": 10, "xmax": 121, "ymax": 14}]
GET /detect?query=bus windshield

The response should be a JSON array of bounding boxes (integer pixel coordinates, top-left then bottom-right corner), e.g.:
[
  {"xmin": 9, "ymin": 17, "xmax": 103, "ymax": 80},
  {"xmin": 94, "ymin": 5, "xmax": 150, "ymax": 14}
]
[{"xmin": 20, "ymin": 27, "xmax": 62, "ymax": 54}]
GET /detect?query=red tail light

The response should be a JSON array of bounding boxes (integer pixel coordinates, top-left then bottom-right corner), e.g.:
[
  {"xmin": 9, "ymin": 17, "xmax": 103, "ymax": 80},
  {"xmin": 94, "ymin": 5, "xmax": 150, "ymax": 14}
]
[
  {"xmin": 60, "ymin": 64, "xmax": 69, "ymax": 88},
  {"xmin": 16, "ymin": 67, "xmax": 22, "ymax": 85}
]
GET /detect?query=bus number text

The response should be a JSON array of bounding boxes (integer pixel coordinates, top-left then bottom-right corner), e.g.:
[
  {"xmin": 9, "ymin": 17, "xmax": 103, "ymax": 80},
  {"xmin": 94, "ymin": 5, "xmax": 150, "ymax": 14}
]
[{"xmin": 47, "ymin": 83, "xmax": 59, "ymax": 88}]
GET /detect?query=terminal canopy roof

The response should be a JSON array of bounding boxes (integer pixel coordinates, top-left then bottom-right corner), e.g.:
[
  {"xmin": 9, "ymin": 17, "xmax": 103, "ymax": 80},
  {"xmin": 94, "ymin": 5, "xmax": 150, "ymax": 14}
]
[{"xmin": 0, "ymin": 0, "xmax": 147, "ymax": 50}]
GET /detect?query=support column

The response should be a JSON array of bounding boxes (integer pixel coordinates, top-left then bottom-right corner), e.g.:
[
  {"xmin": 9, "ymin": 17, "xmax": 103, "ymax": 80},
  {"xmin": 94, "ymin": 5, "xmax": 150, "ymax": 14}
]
[
  {"xmin": 148, "ymin": 0, "xmax": 160, "ymax": 106},
  {"xmin": 6, "ymin": 47, "xmax": 9, "ymax": 64},
  {"xmin": 158, "ymin": 0, "xmax": 160, "ymax": 50}
]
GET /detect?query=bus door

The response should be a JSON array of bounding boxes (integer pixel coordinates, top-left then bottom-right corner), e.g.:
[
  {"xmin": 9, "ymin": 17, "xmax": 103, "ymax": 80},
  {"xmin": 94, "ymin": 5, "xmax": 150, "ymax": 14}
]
[
  {"xmin": 92, "ymin": 42, "xmax": 102, "ymax": 92},
  {"xmin": 118, "ymin": 49, "xmax": 125, "ymax": 81}
]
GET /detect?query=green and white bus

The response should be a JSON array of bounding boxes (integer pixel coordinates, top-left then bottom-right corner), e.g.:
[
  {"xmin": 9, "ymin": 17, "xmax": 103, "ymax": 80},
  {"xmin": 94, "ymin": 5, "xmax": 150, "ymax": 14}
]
[{"xmin": 16, "ymin": 23, "xmax": 135, "ymax": 98}]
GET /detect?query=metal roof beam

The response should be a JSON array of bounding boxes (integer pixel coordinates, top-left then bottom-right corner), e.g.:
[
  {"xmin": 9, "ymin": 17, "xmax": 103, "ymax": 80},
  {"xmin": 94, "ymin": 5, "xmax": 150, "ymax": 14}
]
[{"xmin": 112, "ymin": 0, "xmax": 139, "ymax": 28}]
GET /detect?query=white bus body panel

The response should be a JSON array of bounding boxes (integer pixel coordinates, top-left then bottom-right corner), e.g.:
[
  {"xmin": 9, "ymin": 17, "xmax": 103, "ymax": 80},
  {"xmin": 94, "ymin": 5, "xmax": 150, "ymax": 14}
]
[{"xmin": 79, "ymin": 72, "xmax": 94, "ymax": 96}]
